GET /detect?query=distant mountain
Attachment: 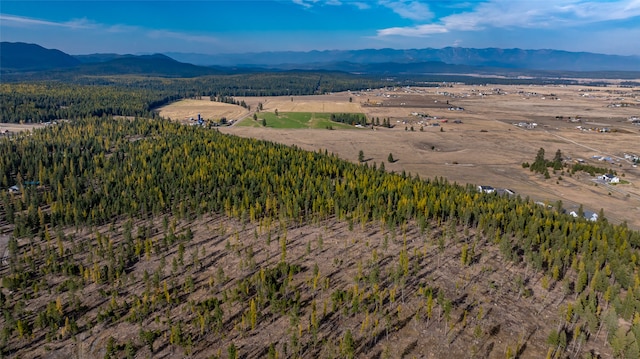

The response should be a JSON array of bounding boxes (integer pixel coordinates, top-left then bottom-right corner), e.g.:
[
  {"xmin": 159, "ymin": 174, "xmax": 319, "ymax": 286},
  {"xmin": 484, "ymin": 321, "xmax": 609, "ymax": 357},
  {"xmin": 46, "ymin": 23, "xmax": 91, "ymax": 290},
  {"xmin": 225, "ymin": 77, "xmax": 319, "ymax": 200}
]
[
  {"xmin": 74, "ymin": 53, "xmax": 138, "ymax": 63},
  {"xmin": 269, "ymin": 60, "xmax": 484, "ymax": 74},
  {"xmin": 2, "ymin": 42, "xmax": 639, "ymax": 80},
  {"xmin": 0, "ymin": 43, "xmax": 226, "ymax": 77},
  {"xmin": 167, "ymin": 47, "xmax": 640, "ymax": 72},
  {"xmin": 0, "ymin": 42, "xmax": 80, "ymax": 72},
  {"xmin": 71, "ymin": 54, "xmax": 224, "ymax": 77}
]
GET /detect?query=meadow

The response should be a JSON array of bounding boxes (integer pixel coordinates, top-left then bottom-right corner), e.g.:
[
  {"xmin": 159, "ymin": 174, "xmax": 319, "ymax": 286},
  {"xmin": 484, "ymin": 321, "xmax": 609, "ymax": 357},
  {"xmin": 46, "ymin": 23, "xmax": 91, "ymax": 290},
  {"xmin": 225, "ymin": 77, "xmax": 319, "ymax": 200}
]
[{"xmin": 237, "ymin": 112, "xmax": 356, "ymax": 129}]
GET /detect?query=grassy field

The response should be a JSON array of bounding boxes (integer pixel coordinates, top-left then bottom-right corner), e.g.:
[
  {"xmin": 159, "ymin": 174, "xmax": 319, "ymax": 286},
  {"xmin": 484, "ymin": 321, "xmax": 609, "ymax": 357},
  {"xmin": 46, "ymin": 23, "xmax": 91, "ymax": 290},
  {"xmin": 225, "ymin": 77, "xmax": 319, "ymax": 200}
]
[{"xmin": 238, "ymin": 112, "xmax": 357, "ymax": 129}]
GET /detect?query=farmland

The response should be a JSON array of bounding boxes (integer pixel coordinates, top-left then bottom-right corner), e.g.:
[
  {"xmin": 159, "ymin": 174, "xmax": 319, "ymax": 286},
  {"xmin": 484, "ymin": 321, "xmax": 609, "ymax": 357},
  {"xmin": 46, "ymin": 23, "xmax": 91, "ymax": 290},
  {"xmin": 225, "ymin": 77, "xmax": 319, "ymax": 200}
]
[
  {"xmin": 214, "ymin": 84, "xmax": 640, "ymax": 229},
  {"xmin": 157, "ymin": 84, "xmax": 640, "ymax": 228},
  {"xmin": 156, "ymin": 98, "xmax": 249, "ymax": 125},
  {"xmin": 237, "ymin": 112, "xmax": 357, "ymax": 129}
]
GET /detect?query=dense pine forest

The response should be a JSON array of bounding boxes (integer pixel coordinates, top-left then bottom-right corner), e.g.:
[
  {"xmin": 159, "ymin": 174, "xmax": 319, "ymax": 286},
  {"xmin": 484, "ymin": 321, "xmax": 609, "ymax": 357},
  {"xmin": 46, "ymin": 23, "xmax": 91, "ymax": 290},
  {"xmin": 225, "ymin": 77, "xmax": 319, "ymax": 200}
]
[
  {"xmin": 0, "ymin": 73, "xmax": 389, "ymax": 123},
  {"xmin": 1, "ymin": 117, "xmax": 639, "ymax": 358}
]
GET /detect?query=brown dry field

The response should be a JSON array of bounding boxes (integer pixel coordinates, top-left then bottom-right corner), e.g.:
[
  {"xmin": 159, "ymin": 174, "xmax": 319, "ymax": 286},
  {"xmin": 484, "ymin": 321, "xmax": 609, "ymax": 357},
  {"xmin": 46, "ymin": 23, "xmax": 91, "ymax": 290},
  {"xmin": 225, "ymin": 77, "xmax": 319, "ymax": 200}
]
[
  {"xmin": 156, "ymin": 97, "xmax": 249, "ymax": 124},
  {"xmin": 0, "ymin": 122, "xmax": 46, "ymax": 134},
  {"xmin": 254, "ymin": 94, "xmax": 363, "ymax": 113},
  {"xmin": 216, "ymin": 85, "xmax": 640, "ymax": 229}
]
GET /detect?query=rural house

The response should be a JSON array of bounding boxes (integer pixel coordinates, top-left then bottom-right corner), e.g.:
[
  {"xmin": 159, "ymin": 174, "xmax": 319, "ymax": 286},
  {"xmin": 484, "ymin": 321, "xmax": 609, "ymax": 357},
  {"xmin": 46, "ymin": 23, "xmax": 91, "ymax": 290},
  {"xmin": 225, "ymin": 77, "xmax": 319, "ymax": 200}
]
[{"xmin": 598, "ymin": 173, "xmax": 620, "ymax": 183}]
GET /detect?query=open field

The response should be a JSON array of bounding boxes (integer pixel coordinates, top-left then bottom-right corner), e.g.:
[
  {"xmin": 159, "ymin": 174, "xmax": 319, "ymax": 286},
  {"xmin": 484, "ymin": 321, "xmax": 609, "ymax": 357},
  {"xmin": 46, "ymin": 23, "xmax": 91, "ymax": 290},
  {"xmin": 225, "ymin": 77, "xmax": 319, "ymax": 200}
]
[
  {"xmin": 237, "ymin": 112, "xmax": 357, "ymax": 129},
  {"xmin": 0, "ymin": 122, "xmax": 46, "ymax": 135},
  {"xmin": 252, "ymin": 93, "xmax": 362, "ymax": 114},
  {"xmin": 156, "ymin": 97, "xmax": 249, "ymax": 124},
  {"xmin": 156, "ymin": 93, "xmax": 361, "ymax": 126},
  {"xmin": 220, "ymin": 84, "xmax": 640, "ymax": 228}
]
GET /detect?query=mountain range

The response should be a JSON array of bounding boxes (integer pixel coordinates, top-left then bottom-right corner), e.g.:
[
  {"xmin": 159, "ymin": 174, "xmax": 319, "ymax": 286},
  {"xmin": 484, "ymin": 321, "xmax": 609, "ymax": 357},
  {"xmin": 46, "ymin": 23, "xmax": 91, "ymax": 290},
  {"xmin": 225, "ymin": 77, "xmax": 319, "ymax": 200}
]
[
  {"xmin": 1, "ymin": 42, "xmax": 639, "ymax": 78},
  {"xmin": 167, "ymin": 47, "xmax": 640, "ymax": 72}
]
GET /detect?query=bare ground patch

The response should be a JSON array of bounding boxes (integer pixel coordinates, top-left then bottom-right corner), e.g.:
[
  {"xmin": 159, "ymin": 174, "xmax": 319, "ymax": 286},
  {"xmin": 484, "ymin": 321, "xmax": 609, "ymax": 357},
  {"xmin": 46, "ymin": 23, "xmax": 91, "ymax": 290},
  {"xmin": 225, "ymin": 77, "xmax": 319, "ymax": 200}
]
[{"xmin": 4, "ymin": 213, "xmax": 611, "ymax": 359}]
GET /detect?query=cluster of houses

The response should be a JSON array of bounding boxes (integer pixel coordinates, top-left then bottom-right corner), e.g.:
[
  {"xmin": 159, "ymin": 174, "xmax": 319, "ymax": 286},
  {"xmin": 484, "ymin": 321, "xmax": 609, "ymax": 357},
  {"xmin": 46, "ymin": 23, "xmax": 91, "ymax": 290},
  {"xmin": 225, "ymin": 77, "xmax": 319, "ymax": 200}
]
[
  {"xmin": 514, "ymin": 122, "xmax": 538, "ymax": 129},
  {"xmin": 607, "ymin": 103, "xmax": 629, "ymax": 108},
  {"xmin": 575, "ymin": 125, "xmax": 611, "ymax": 133},
  {"xmin": 186, "ymin": 113, "xmax": 234, "ymax": 128},
  {"xmin": 479, "ymin": 185, "xmax": 606, "ymax": 223},
  {"xmin": 591, "ymin": 155, "xmax": 618, "ymax": 165},
  {"xmin": 407, "ymin": 112, "xmax": 461, "ymax": 127}
]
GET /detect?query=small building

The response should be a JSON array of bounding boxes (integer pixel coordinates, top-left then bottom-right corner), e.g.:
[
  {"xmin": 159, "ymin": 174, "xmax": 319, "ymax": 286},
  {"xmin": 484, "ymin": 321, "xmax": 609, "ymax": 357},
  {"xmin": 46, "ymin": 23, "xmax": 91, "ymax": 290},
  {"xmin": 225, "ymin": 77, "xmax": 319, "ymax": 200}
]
[
  {"xmin": 478, "ymin": 185, "xmax": 495, "ymax": 194},
  {"xmin": 569, "ymin": 210, "xmax": 598, "ymax": 222},
  {"xmin": 598, "ymin": 173, "xmax": 620, "ymax": 183},
  {"xmin": 8, "ymin": 185, "xmax": 20, "ymax": 194}
]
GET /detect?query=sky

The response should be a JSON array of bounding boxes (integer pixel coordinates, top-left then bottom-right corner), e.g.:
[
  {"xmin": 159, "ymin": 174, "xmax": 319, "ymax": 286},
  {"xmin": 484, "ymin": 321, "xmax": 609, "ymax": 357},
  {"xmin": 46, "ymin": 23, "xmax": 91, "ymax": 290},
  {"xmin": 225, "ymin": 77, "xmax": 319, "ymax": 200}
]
[{"xmin": 1, "ymin": 0, "xmax": 640, "ymax": 56}]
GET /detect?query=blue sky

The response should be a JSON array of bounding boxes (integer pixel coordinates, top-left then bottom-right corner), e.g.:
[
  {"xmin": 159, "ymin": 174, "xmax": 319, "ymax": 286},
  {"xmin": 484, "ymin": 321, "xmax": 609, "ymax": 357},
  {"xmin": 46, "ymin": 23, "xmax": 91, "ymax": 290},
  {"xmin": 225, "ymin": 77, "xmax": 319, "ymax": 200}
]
[{"xmin": 1, "ymin": 1, "xmax": 639, "ymax": 56}]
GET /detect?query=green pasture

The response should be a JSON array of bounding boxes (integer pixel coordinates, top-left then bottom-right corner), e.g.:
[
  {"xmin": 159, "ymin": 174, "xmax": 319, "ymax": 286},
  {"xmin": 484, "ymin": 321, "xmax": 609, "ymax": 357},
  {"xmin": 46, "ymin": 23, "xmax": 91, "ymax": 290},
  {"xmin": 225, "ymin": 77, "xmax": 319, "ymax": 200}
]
[{"xmin": 237, "ymin": 112, "xmax": 358, "ymax": 129}]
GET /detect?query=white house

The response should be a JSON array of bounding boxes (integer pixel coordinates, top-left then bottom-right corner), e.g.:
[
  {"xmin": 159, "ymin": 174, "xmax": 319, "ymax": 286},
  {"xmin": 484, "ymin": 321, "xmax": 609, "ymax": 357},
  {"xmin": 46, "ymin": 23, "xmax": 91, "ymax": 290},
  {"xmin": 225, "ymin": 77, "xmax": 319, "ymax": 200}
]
[{"xmin": 598, "ymin": 173, "xmax": 620, "ymax": 183}]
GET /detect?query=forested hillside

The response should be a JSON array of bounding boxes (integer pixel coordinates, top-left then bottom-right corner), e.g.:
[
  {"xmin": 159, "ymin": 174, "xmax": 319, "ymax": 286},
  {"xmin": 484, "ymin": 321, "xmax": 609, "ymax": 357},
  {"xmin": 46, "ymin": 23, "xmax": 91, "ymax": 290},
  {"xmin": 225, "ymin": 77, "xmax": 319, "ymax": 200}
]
[
  {"xmin": 0, "ymin": 118, "xmax": 639, "ymax": 358},
  {"xmin": 0, "ymin": 42, "xmax": 80, "ymax": 72}
]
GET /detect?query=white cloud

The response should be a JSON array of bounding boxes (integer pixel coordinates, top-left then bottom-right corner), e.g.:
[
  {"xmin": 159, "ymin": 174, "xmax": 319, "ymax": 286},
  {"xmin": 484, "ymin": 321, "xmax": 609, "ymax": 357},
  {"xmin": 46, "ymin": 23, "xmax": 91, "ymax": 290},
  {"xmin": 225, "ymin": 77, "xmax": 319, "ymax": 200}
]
[
  {"xmin": 292, "ymin": 0, "xmax": 342, "ymax": 8},
  {"xmin": 0, "ymin": 14, "xmax": 93, "ymax": 29},
  {"xmin": 377, "ymin": 23, "xmax": 448, "ymax": 37},
  {"xmin": 147, "ymin": 30, "xmax": 219, "ymax": 45},
  {"xmin": 441, "ymin": 0, "xmax": 640, "ymax": 30},
  {"xmin": 380, "ymin": 1, "xmax": 434, "ymax": 21},
  {"xmin": 440, "ymin": 1, "xmax": 567, "ymax": 30},
  {"xmin": 1, "ymin": 13, "xmax": 219, "ymax": 47},
  {"xmin": 292, "ymin": 0, "xmax": 315, "ymax": 8},
  {"xmin": 352, "ymin": 2, "xmax": 370, "ymax": 10},
  {"xmin": 105, "ymin": 24, "xmax": 139, "ymax": 33},
  {"xmin": 376, "ymin": 0, "xmax": 640, "ymax": 38},
  {"xmin": 560, "ymin": 0, "xmax": 640, "ymax": 22}
]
